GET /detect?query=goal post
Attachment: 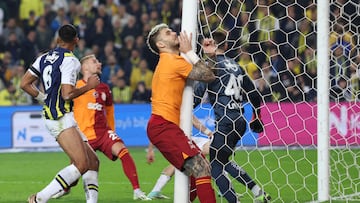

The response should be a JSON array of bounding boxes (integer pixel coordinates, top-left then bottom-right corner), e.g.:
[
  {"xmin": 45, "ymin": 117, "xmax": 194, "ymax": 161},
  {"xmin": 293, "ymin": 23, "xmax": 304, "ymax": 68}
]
[
  {"xmin": 176, "ymin": 0, "xmax": 198, "ymax": 202},
  {"xmin": 317, "ymin": 0, "xmax": 330, "ymax": 201}
]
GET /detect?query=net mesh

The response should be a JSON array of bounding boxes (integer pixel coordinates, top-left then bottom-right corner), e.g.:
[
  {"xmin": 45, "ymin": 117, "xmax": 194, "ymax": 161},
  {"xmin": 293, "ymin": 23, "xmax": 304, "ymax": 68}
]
[{"xmin": 192, "ymin": 0, "xmax": 360, "ymax": 202}]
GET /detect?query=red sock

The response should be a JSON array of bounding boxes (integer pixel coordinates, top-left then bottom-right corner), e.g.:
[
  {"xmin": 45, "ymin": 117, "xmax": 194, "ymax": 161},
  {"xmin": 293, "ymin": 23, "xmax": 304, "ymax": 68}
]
[
  {"xmin": 189, "ymin": 176, "xmax": 197, "ymax": 202},
  {"xmin": 195, "ymin": 176, "xmax": 216, "ymax": 203},
  {"xmin": 118, "ymin": 148, "xmax": 140, "ymax": 189}
]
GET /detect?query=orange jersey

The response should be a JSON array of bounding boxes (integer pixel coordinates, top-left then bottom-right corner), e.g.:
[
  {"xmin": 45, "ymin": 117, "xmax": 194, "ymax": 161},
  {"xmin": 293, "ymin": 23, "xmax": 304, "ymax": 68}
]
[
  {"xmin": 151, "ymin": 52, "xmax": 192, "ymax": 125},
  {"xmin": 73, "ymin": 80, "xmax": 115, "ymax": 140}
]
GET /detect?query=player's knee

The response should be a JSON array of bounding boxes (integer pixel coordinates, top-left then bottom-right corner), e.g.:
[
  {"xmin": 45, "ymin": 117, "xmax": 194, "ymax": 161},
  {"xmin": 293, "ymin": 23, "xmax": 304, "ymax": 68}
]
[{"xmin": 89, "ymin": 156, "xmax": 100, "ymax": 171}]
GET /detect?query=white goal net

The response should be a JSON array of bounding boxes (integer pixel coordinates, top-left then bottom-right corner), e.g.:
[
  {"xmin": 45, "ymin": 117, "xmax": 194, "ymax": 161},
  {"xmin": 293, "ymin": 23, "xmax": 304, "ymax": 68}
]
[{"xmin": 190, "ymin": 0, "xmax": 360, "ymax": 202}]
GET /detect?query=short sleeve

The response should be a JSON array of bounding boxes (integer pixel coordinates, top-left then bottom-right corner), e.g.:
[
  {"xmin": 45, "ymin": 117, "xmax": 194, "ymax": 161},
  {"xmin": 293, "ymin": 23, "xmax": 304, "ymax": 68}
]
[
  {"xmin": 28, "ymin": 55, "xmax": 44, "ymax": 77},
  {"xmin": 60, "ymin": 57, "xmax": 81, "ymax": 86}
]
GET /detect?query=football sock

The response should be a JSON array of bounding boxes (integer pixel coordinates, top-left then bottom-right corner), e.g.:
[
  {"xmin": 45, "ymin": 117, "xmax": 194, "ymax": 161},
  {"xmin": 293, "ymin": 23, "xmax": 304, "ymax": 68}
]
[
  {"xmin": 82, "ymin": 170, "xmax": 98, "ymax": 203},
  {"xmin": 151, "ymin": 173, "xmax": 171, "ymax": 192},
  {"xmin": 118, "ymin": 148, "xmax": 140, "ymax": 189},
  {"xmin": 189, "ymin": 176, "xmax": 197, "ymax": 202},
  {"xmin": 37, "ymin": 164, "xmax": 81, "ymax": 202},
  {"xmin": 195, "ymin": 176, "xmax": 216, "ymax": 203}
]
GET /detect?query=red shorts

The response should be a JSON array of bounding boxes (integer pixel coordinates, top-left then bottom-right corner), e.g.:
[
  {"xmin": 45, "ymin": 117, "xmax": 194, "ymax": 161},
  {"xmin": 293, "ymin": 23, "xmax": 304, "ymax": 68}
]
[
  {"xmin": 147, "ymin": 114, "xmax": 201, "ymax": 170},
  {"xmin": 88, "ymin": 128, "xmax": 124, "ymax": 161}
]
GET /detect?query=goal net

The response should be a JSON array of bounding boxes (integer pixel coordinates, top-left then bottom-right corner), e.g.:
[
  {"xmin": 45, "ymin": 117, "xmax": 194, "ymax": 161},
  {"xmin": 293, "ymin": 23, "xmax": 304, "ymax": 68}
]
[{"xmin": 190, "ymin": 0, "xmax": 360, "ymax": 202}]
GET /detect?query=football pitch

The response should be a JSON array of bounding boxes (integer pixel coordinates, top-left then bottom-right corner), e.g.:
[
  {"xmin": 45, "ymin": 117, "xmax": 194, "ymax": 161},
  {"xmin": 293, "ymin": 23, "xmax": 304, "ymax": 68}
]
[{"xmin": 0, "ymin": 147, "xmax": 358, "ymax": 202}]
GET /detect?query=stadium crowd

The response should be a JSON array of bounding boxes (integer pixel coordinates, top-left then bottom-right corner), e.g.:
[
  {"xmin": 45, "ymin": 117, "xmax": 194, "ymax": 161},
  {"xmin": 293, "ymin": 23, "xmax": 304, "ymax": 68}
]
[{"xmin": 0, "ymin": 0, "xmax": 359, "ymax": 105}]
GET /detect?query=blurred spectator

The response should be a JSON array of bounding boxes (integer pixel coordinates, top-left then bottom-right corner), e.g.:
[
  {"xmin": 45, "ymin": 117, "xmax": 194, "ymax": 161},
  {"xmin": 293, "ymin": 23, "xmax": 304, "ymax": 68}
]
[
  {"xmin": 49, "ymin": 0, "xmax": 69, "ymax": 13},
  {"xmin": 269, "ymin": 46, "xmax": 286, "ymax": 75},
  {"xmin": 131, "ymin": 81, "xmax": 151, "ymax": 104},
  {"xmin": 112, "ymin": 4, "xmax": 131, "ymax": 29},
  {"xmin": 5, "ymin": 32, "xmax": 22, "ymax": 65},
  {"xmin": 238, "ymin": 51, "xmax": 258, "ymax": 80},
  {"xmin": 349, "ymin": 54, "xmax": 360, "ymax": 100},
  {"xmin": 101, "ymin": 54, "xmax": 121, "ymax": 88},
  {"xmin": 86, "ymin": 17, "xmax": 114, "ymax": 50},
  {"xmin": 20, "ymin": 30, "xmax": 38, "ymax": 69},
  {"xmin": 126, "ymin": 0, "xmax": 143, "ymax": 20},
  {"xmin": 130, "ymin": 59, "xmax": 153, "ymax": 92},
  {"xmin": 11, "ymin": 64, "xmax": 32, "ymax": 105},
  {"xmin": 330, "ymin": 77, "xmax": 352, "ymax": 102},
  {"xmin": 120, "ymin": 15, "xmax": 141, "ymax": 43},
  {"xmin": 296, "ymin": 18, "xmax": 315, "ymax": 56},
  {"xmin": 253, "ymin": 69, "xmax": 272, "ymax": 102},
  {"xmin": 35, "ymin": 16, "xmax": 53, "ymax": 53},
  {"xmin": 254, "ymin": 1, "xmax": 279, "ymax": 43},
  {"xmin": 0, "ymin": 82, "xmax": 16, "ymax": 106},
  {"xmin": 19, "ymin": 0, "xmax": 44, "ymax": 24},
  {"xmin": 22, "ymin": 10, "xmax": 37, "ymax": 34},
  {"xmin": 0, "ymin": 2, "xmax": 8, "ymax": 31},
  {"xmin": 123, "ymin": 48, "xmax": 140, "ymax": 83},
  {"xmin": 330, "ymin": 43, "xmax": 351, "ymax": 88},
  {"xmin": 50, "ymin": 7, "xmax": 70, "ymax": 34},
  {"xmin": 278, "ymin": 4, "xmax": 298, "ymax": 45},
  {"xmin": 111, "ymin": 16, "xmax": 124, "ymax": 49},
  {"xmin": 73, "ymin": 38, "xmax": 91, "ymax": 59},
  {"xmin": 160, "ymin": 1, "xmax": 173, "ymax": 25},
  {"xmin": 3, "ymin": 18, "xmax": 25, "ymax": 44},
  {"xmin": 112, "ymin": 77, "xmax": 132, "ymax": 103},
  {"xmin": 98, "ymin": 40, "xmax": 120, "ymax": 65},
  {"xmin": 1, "ymin": 51, "xmax": 14, "ymax": 82}
]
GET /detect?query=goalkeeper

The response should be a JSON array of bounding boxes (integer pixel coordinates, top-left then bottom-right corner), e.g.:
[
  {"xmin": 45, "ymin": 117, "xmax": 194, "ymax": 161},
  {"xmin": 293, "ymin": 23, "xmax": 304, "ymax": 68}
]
[{"xmin": 194, "ymin": 31, "xmax": 271, "ymax": 203}]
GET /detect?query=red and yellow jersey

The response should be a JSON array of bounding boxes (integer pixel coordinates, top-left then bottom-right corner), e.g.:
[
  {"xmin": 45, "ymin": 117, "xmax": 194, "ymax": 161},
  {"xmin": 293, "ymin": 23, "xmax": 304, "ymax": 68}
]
[
  {"xmin": 73, "ymin": 80, "xmax": 115, "ymax": 141},
  {"xmin": 151, "ymin": 53, "xmax": 192, "ymax": 125}
]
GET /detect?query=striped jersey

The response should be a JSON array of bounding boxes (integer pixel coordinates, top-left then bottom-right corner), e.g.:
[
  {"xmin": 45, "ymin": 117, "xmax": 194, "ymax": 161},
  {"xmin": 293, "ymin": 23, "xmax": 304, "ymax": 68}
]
[
  {"xmin": 29, "ymin": 47, "xmax": 80, "ymax": 120},
  {"xmin": 73, "ymin": 80, "xmax": 114, "ymax": 141}
]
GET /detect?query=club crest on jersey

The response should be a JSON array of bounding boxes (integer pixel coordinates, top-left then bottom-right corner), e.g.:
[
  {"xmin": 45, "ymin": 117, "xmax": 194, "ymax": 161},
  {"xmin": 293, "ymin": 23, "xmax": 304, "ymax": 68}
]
[
  {"xmin": 101, "ymin": 92, "xmax": 106, "ymax": 101},
  {"xmin": 45, "ymin": 51, "xmax": 59, "ymax": 64},
  {"xmin": 93, "ymin": 91, "xmax": 99, "ymax": 98}
]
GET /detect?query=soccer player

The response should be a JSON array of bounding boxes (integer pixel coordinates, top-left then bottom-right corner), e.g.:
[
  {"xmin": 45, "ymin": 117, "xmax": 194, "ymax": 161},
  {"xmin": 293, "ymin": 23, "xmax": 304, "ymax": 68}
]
[
  {"xmin": 146, "ymin": 23, "xmax": 217, "ymax": 203},
  {"xmin": 52, "ymin": 54, "xmax": 151, "ymax": 201},
  {"xmin": 146, "ymin": 115, "xmax": 213, "ymax": 200},
  {"xmin": 194, "ymin": 31, "xmax": 271, "ymax": 203},
  {"xmin": 20, "ymin": 24, "xmax": 100, "ymax": 203}
]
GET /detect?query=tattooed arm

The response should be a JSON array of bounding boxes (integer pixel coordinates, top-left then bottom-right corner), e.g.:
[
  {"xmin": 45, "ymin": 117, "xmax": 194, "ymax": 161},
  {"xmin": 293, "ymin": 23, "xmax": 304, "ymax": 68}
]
[
  {"xmin": 178, "ymin": 31, "xmax": 216, "ymax": 83},
  {"xmin": 187, "ymin": 61, "xmax": 215, "ymax": 82}
]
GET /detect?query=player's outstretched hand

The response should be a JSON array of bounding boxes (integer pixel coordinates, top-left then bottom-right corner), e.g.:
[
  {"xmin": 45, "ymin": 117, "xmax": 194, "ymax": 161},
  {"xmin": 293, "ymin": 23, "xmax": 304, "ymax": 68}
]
[
  {"xmin": 202, "ymin": 38, "xmax": 216, "ymax": 55},
  {"xmin": 178, "ymin": 31, "xmax": 193, "ymax": 54},
  {"xmin": 87, "ymin": 74, "xmax": 100, "ymax": 89},
  {"xmin": 249, "ymin": 118, "xmax": 264, "ymax": 133}
]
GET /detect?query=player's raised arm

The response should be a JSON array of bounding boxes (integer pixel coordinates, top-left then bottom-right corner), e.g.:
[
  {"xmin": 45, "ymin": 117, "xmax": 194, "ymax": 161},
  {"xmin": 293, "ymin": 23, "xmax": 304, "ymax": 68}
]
[{"xmin": 178, "ymin": 31, "xmax": 216, "ymax": 83}]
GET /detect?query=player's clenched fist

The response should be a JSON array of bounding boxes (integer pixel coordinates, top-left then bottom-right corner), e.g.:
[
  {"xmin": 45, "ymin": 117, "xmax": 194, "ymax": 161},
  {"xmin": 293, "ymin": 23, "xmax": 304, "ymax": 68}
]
[
  {"xmin": 202, "ymin": 38, "xmax": 216, "ymax": 55},
  {"xmin": 87, "ymin": 74, "xmax": 100, "ymax": 89}
]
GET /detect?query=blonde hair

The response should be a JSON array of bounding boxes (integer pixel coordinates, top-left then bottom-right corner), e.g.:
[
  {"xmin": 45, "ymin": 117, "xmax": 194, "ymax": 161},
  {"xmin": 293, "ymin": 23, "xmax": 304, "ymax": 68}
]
[
  {"xmin": 80, "ymin": 54, "xmax": 95, "ymax": 64},
  {"xmin": 146, "ymin": 23, "xmax": 169, "ymax": 55}
]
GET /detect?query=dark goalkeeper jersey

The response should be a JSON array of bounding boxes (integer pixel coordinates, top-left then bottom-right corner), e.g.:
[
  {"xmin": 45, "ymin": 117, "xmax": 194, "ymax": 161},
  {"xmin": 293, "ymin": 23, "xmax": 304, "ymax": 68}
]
[{"xmin": 194, "ymin": 54, "xmax": 261, "ymax": 123}]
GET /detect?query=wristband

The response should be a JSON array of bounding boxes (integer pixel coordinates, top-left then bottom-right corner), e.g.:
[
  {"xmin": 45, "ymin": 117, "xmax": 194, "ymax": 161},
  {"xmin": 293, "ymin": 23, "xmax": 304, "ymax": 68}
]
[
  {"xmin": 185, "ymin": 50, "xmax": 200, "ymax": 64},
  {"xmin": 35, "ymin": 92, "xmax": 46, "ymax": 101},
  {"xmin": 204, "ymin": 128, "xmax": 212, "ymax": 136}
]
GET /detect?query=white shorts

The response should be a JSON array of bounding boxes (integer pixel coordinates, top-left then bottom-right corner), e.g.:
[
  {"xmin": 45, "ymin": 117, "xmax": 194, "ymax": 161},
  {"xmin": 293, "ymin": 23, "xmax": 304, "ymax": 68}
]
[
  {"xmin": 44, "ymin": 112, "xmax": 87, "ymax": 141},
  {"xmin": 191, "ymin": 136, "xmax": 210, "ymax": 151}
]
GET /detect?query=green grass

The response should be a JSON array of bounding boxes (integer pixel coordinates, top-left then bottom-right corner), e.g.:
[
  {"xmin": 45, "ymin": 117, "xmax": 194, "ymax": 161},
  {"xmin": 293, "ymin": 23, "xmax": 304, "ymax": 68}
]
[{"xmin": 0, "ymin": 148, "xmax": 359, "ymax": 202}]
